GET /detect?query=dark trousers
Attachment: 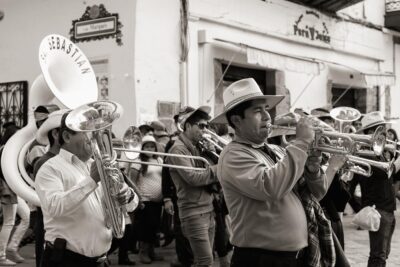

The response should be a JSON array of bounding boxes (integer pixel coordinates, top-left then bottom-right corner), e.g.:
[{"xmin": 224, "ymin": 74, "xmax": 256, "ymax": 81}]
[
  {"xmin": 41, "ymin": 244, "xmax": 108, "ymax": 267},
  {"xmin": 173, "ymin": 199, "xmax": 193, "ymax": 267},
  {"xmin": 368, "ymin": 210, "xmax": 396, "ymax": 267},
  {"xmin": 231, "ymin": 247, "xmax": 305, "ymax": 267},
  {"xmin": 331, "ymin": 220, "xmax": 344, "ymax": 250},
  {"xmin": 108, "ymin": 224, "xmax": 133, "ymax": 261},
  {"xmin": 214, "ymin": 210, "xmax": 230, "ymax": 258},
  {"xmin": 135, "ymin": 201, "xmax": 162, "ymax": 243},
  {"xmin": 35, "ymin": 208, "xmax": 45, "ymax": 267}
]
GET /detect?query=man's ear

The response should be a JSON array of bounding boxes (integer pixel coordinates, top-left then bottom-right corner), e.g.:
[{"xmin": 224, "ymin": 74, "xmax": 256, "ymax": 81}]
[
  {"xmin": 230, "ymin": 115, "xmax": 241, "ymax": 128},
  {"xmin": 61, "ymin": 131, "xmax": 70, "ymax": 144},
  {"xmin": 52, "ymin": 129, "xmax": 59, "ymax": 141},
  {"xmin": 184, "ymin": 122, "xmax": 191, "ymax": 131}
]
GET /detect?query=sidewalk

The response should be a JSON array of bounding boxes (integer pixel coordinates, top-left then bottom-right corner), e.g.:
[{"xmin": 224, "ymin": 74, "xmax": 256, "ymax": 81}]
[{"xmin": 15, "ymin": 209, "xmax": 400, "ymax": 266}]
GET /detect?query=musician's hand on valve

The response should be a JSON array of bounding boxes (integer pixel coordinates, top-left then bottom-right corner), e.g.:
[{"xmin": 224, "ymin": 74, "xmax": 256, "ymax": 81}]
[
  {"xmin": 201, "ymin": 138, "xmax": 216, "ymax": 153},
  {"xmin": 296, "ymin": 117, "xmax": 315, "ymax": 145},
  {"xmin": 305, "ymin": 149, "xmax": 322, "ymax": 173},
  {"xmin": 327, "ymin": 154, "xmax": 347, "ymax": 173},
  {"xmin": 115, "ymin": 182, "xmax": 134, "ymax": 205}
]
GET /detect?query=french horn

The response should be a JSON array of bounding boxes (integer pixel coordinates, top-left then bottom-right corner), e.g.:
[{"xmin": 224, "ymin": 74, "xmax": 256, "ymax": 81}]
[{"xmin": 1, "ymin": 34, "xmax": 98, "ymax": 206}]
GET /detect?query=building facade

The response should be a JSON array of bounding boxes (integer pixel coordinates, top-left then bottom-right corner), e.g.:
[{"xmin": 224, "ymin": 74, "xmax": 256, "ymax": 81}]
[{"xmin": 0, "ymin": 0, "xmax": 399, "ymax": 136}]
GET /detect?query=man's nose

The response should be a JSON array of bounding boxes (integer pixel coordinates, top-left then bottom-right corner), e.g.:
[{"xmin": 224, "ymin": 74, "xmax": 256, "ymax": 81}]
[{"xmin": 261, "ymin": 110, "xmax": 271, "ymax": 121}]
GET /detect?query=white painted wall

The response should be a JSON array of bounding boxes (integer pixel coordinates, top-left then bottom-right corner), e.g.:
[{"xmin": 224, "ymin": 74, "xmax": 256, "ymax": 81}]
[
  {"xmin": 391, "ymin": 44, "xmax": 400, "ymax": 135},
  {"xmin": 188, "ymin": 0, "xmax": 395, "ymax": 116},
  {"xmin": 0, "ymin": 0, "xmax": 136, "ymax": 137},
  {"xmin": 133, "ymin": 0, "xmax": 181, "ymax": 125},
  {"xmin": 340, "ymin": 0, "xmax": 385, "ymax": 26}
]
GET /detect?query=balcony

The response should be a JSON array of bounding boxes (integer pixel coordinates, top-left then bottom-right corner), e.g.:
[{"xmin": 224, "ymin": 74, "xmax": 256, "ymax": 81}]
[
  {"xmin": 385, "ymin": 0, "xmax": 400, "ymax": 31},
  {"xmin": 287, "ymin": 0, "xmax": 365, "ymax": 13}
]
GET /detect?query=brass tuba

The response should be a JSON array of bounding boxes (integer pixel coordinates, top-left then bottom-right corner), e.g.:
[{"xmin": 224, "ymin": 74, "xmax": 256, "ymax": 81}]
[
  {"xmin": 65, "ymin": 100, "xmax": 126, "ymax": 238},
  {"xmin": 1, "ymin": 34, "xmax": 98, "ymax": 206}
]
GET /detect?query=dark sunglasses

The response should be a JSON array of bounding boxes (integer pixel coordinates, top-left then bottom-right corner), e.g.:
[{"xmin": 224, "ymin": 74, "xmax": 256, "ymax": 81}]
[{"xmin": 194, "ymin": 122, "xmax": 210, "ymax": 130}]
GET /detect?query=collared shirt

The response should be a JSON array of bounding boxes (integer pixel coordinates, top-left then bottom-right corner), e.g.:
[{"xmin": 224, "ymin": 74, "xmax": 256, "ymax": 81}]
[
  {"xmin": 217, "ymin": 135, "xmax": 327, "ymax": 251},
  {"xmin": 36, "ymin": 149, "xmax": 138, "ymax": 257}
]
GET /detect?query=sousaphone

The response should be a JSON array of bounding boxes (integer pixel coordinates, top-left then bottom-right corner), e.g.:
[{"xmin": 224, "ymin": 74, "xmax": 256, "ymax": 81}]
[{"xmin": 1, "ymin": 34, "xmax": 98, "ymax": 206}]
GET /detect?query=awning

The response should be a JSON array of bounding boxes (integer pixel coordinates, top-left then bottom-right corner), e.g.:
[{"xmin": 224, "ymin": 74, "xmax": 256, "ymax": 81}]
[
  {"xmin": 247, "ymin": 47, "xmax": 320, "ymax": 75},
  {"xmin": 327, "ymin": 63, "xmax": 395, "ymax": 88}
]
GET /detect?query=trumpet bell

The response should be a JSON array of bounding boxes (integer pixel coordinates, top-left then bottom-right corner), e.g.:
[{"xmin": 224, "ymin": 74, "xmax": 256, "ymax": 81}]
[{"xmin": 39, "ymin": 34, "xmax": 98, "ymax": 109}]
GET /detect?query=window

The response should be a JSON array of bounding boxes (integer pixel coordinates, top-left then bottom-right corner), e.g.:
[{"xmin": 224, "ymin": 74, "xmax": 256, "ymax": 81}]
[{"xmin": 331, "ymin": 86, "xmax": 366, "ymax": 113}]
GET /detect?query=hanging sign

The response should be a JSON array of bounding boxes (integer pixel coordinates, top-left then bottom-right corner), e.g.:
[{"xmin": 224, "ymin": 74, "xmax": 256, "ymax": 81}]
[{"xmin": 70, "ymin": 4, "xmax": 123, "ymax": 46}]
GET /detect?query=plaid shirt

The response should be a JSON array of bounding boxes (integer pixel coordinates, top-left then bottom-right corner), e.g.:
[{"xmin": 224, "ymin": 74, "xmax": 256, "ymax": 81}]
[{"xmin": 297, "ymin": 177, "xmax": 336, "ymax": 267}]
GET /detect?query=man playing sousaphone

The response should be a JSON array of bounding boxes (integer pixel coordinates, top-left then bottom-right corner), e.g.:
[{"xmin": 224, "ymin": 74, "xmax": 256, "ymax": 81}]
[
  {"xmin": 351, "ymin": 111, "xmax": 397, "ymax": 267},
  {"xmin": 212, "ymin": 78, "xmax": 335, "ymax": 267},
  {"xmin": 36, "ymin": 111, "xmax": 139, "ymax": 267}
]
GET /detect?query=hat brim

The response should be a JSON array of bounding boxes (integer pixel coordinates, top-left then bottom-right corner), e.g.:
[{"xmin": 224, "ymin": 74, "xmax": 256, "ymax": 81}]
[
  {"xmin": 211, "ymin": 95, "xmax": 284, "ymax": 124},
  {"xmin": 180, "ymin": 106, "xmax": 211, "ymax": 126},
  {"xmin": 36, "ymin": 111, "xmax": 67, "ymax": 145},
  {"xmin": 356, "ymin": 121, "xmax": 393, "ymax": 134},
  {"xmin": 154, "ymin": 130, "xmax": 169, "ymax": 137}
]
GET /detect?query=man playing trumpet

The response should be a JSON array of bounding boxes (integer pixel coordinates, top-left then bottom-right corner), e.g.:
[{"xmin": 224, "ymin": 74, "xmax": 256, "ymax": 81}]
[
  {"xmin": 212, "ymin": 78, "xmax": 334, "ymax": 267},
  {"xmin": 351, "ymin": 111, "xmax": 397, "ymax": 267}
]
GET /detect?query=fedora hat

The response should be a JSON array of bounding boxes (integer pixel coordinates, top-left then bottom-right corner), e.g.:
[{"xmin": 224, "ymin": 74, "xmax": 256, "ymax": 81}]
[
  {"xmin": 356, "ymin": 111, "xmax": 393, "ymax": 133},
  {"xmin": 211, "ymin": 78, "xmax": 284, "ymax": 124},
  {"xmin": 310, "ymin": 108, "xmax": 331, "ymax": 120},
  {"xmin": 178, "ymin": 105, "xmax": 211, "ymax": 129},
  {"xmin": 150, "ymin": 120, "xmax": 169, "ymax": 137},
  {"xmin": 36, "ymin": 109, "xmax": 69, "ymax": 145}
]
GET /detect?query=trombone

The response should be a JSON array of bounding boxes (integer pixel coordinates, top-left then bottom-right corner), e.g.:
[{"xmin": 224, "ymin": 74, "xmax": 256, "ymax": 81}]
[
  {"xmin": 114, "ymin": 148, "xmax": 210, "ymax": 171},
  {"xmin": 199, "ymin": 128, "xmax": 230, "ymax": 159}
]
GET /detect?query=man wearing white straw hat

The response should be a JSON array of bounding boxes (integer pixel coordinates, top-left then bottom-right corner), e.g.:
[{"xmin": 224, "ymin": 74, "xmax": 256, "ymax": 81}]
[
  {"xmin": 213, "ymin": 78, "xmax": 333, "ymax": 267},
  {"xmin": 351, "ymin": 111, "xmax": 396, "ymax": 267},
  {"xmin": 36, "ymin": 112, "xmax": 139, "ymax": 267}
]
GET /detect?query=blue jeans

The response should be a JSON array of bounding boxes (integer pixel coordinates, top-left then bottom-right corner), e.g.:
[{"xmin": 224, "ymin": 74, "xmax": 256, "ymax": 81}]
[
  {"xmin": 181, "ymin": 212, "xmax": 215, "ymax": 267},
  {"xmin": 367, "ymin": 209, "xmax": 396, "ymax": 267}
]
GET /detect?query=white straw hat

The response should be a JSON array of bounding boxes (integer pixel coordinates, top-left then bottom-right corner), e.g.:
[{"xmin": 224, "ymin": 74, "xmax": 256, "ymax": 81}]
[
  {"xmin": 211, "ymin": 78, "xmax": 284, "ymax": 124},
  {"xmin": 356, "ymin": 111, "xmax": 393, "ymax": 133},
  {"xmin": 36, "ymin": 109, "xmax": 70, "ymax": 145}
]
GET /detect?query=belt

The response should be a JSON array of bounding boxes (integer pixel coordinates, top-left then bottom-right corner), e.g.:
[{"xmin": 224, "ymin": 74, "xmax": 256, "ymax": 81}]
[
  {"xmin": 45, "ymin": 241, "xmax": 107, "ymax": 264},
  {"xmin": 234, "ymin": 246, "xmax": 306, "ymax": 259}
]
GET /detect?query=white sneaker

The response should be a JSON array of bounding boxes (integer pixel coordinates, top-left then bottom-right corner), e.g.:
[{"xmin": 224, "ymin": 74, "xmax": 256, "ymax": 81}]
[
  {"xmin": 6, "ymin": 250, "xmax": 24, "ymax": 263},
  {"xmin": 0, "ymin": 257, "xmax": 16, "ymax": 266}
]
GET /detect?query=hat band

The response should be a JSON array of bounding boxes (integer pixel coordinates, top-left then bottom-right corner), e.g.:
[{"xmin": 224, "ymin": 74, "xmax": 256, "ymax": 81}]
[
  {"xmin": 225, "ymin": 92, "xmax": 263, "ymax": 111},
  {"xmin": 363, "ymin": 120, "xmax": 386, "ymax": 129}
]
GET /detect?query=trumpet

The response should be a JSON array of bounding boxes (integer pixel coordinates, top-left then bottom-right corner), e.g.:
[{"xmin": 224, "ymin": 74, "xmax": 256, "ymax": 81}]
[
  {"xmin": 269, "ymin": 124, "xmax": 390, "ymax": 176},
  {"xmin": 345, "ymin": 155, "xmax": 394, "ymax": 177},
  {"xmin": 269, "ymin": 124, "xmax": 386, "ymax": 157}
]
